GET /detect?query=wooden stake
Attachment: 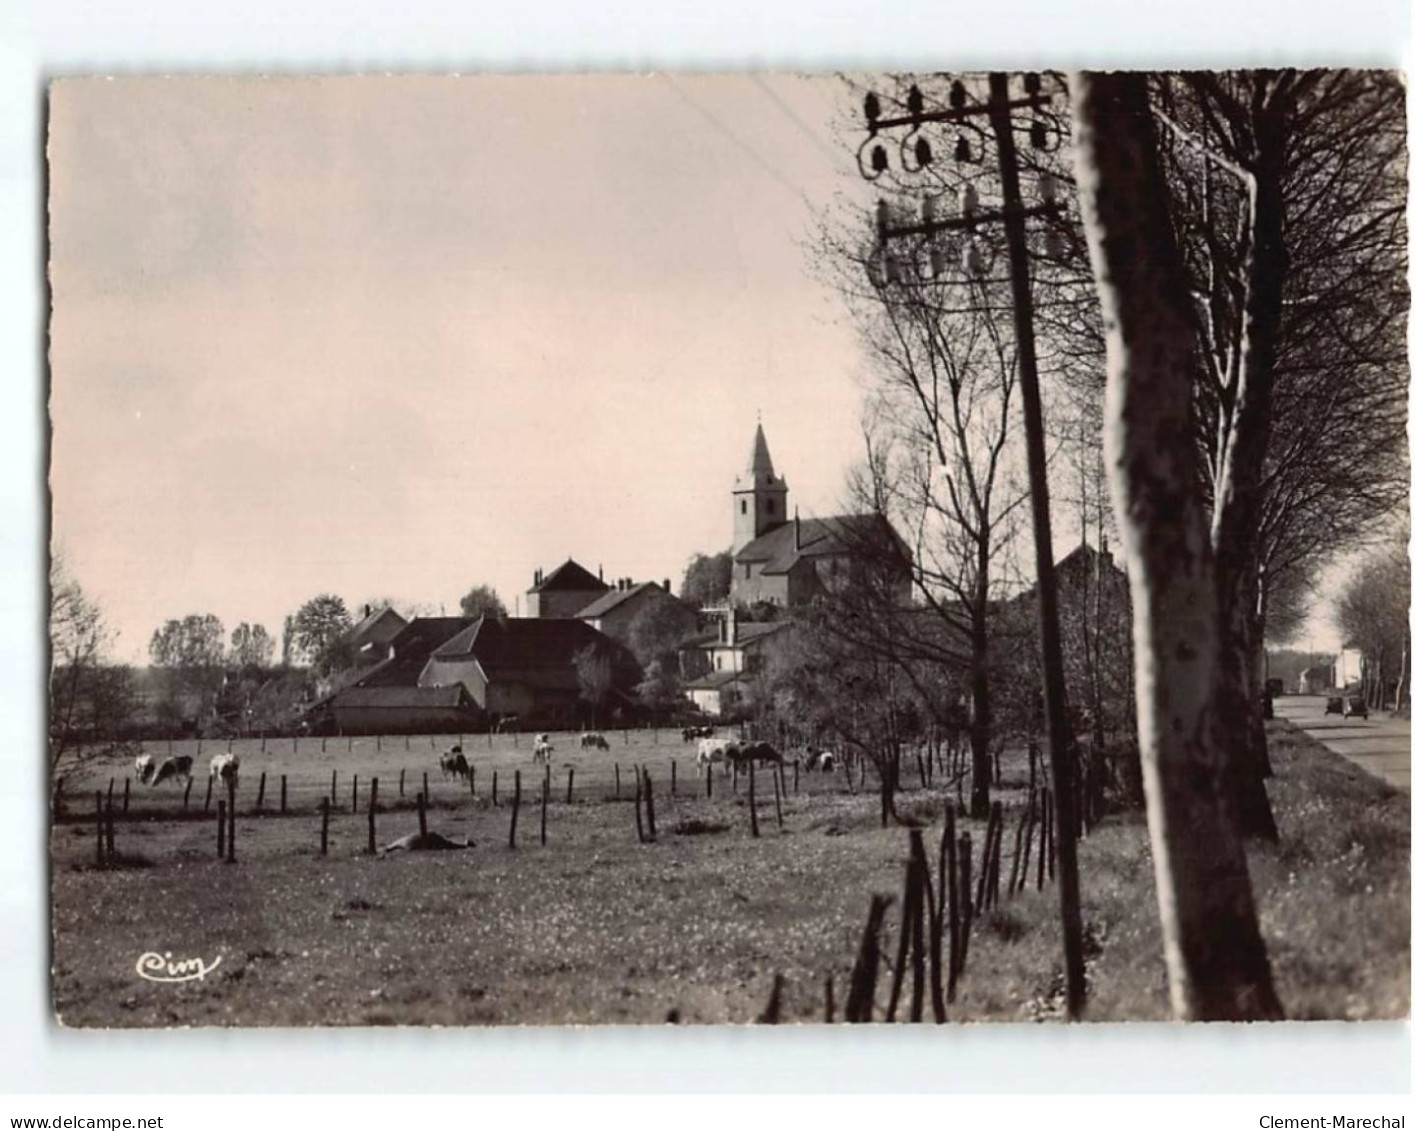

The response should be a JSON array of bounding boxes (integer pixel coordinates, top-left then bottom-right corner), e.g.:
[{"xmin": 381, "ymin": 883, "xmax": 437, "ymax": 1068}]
[
  {"xmin": 367, "ymin": 778, "xmax": 378, "ymax": 854},
  {"xmin": 183, "ymin": 777, "xmax": 193, "ymax": 812},
  {"xmin": 644, "ymin": 769, "xmax": 657, "ymax": 841},
  {"xmin": 320, "ymin": 797, "xmax": 329, "ymax": 856},
  {"xmin": 352, "ymin": 774, "xmax": 358, "ymax": 814},
  {"xmin": 540, "ymin": 767, "xmax": 548, "ymax": 846},
  {"xmin": 508, "ymin": 771, "xmax": 521, "ymax": 848},
  {"xmin": 226, "ymin": 777, "xmax": 236, "ymax": 862},
  {"xmin": 566, "ymin": 767, "xmax": 574, "ymax": 804},
  {"xmin": 122, "ymin": 777, "xmax": 130, "ymax": 814},
  {"xmin": 844, "ymin": 894, "xmax": 891, "ymax": 1023},
  {"xmin": 204, "ymin": 775, "xmax": 213, "ymax": 813},
  {"xmin": 633, "ymin": 769, "xmax": 644, "ymax": 844},
  {"xmin": 418, "ymin": 790, "xmax": 428, "ymax": 839},
  {"xmin": 256, "ymin": 771, "xmax": 266, "ymax": 813},
  {"xmin": 747, "ymin": 759, "xmax": 759, "ymax": 838},
  {"xmin": 94, "ymin": 791, "xmax": 104, "ymax": 867},
  {"xmin": 217, "ymin": 799, "xmax": 226, "ymax": 858},
  {"xmin": 280, "ymin": 774, "xmax": 287, "ymax": 814},
  {"xmin": 399, "ymin": 769, "xmax": 405, "ymax": 798},
  {"xmin": 771, "ymin": 762, "xmax": 784, "ymax": 830}
]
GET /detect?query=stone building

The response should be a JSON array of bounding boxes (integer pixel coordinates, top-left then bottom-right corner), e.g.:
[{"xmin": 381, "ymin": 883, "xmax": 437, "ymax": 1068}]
[{"xmin": 525, "ymin": 558, "xmax": 610, "ymax": 619}]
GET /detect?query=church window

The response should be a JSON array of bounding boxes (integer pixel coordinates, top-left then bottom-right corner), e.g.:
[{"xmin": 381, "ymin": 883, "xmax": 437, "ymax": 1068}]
[{"xmin": 740, "ymin": 500, "xmax": 747, "ymax": 515}]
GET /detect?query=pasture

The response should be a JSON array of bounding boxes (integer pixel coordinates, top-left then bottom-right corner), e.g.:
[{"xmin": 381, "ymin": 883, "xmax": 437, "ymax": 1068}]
[{"xmin": 49, "ymin": 723, "xmax": 1409, "ymax": 1026}]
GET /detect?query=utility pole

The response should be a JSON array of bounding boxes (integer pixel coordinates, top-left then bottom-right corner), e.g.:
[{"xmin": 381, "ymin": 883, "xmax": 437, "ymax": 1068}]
[{"xmin": 860, "ymin": 71, "xmax": 1085, "ymax": 1017}]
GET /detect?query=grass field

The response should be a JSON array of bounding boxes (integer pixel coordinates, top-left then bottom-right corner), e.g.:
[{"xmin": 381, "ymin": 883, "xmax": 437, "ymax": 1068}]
[{"xmin": 49, "ymin": 722, "xmax": 1408, "ymax": 1026}]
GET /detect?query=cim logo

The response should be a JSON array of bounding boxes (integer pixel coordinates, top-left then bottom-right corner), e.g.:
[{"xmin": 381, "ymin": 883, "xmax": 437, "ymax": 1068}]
[{"xmin": 135, "ymin": 951, "xmax": 222, "ymax": 984}]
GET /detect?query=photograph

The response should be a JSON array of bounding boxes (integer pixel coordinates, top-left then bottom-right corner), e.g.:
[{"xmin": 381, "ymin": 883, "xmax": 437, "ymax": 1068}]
[{"xmin": 45, "ymin": 70, "xmax": 1410, "ymax": 1029}]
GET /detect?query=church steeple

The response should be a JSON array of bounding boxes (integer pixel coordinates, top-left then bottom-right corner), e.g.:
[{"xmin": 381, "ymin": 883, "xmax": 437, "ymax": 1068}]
[{"xmin": 733, "ymin": 423, "xmax": 789, "ymax": 552}]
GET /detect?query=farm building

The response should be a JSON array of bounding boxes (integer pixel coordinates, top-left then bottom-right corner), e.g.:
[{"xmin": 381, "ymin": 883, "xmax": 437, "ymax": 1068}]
[
  {"xmin": 525, "ymin": 558, "xmax": 610, "ymax": 619},
  {"xmin": 728, "ymin": 424, "xmax": 912, "ymax": 609},
  {"xmin": 577, "ymin": 579, "xmax": 697, "ymax": 646},
  {"xmin": 340, "ymin": 604, "xmax": 409, "ymax": 667},
  {"xmin": 419, "ymin": 614, "xmax": 642, "ymax": 726},
  {"xmin": 328, "ymin": 685, "xmax": 477, "ymax": 734}
]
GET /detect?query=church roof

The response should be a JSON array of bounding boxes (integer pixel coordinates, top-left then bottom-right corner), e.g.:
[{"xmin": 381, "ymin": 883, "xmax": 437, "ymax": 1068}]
[
  {"xmin": 734, "ymin": 424, "xmax": 787, "ymax": 493},
  {"xmin": 528, "ymin": 558, "xmax": 610, "ymax": 595},
  {"xmin": 734, "ymin": 513, "xmax": 908, "ymax": 575}
]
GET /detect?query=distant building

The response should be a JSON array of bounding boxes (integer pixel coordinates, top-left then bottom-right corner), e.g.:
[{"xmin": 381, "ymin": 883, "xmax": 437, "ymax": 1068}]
[
  {"xmin": 1299, "ymin": 665, "xmax": 1331, "ymax": 695},
  {"xmin": 680, "ymin": 610, "xmax": 791, "ymax": 717},
  {"xmin": 577, "ymin": 579, "xmax": 696, "ymax": 647},
  {"xmin": 1335, "ymin": 646, "xmax": 1364, "ymax": 690},
  {"xmin": 341, "ymin": 604, "xmax": 409, "ymax": 667},
  {"xmin": 728, "ymin": 424, "xmax": 912, "ymax": 609},
  {"xmin": 526, "ymin": 558, "xmax": 611, "ymax": 619}
]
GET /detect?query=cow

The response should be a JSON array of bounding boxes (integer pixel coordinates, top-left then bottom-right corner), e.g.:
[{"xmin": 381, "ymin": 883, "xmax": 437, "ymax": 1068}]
[
  {"xmin": 533, "ymin": 734, "xmax": 555, "ymax": 764},
  {"xmin": 804, "ymin": 747, "xmax": 838, "ymax": 773},
  {"xmin": 381, "ymin": 830, "xmax": 474, "ymax": 854},
  {"xmin": 439, "ymin": 746, "xmax": 471, "ymax": 782},
  {"xmin": 729, "ymin": 741, "xmax": 783, "ymax": 768},
  {"xmin": 149, "ymin": 754, "xmax": 193, "ymax": 787},
  {"xmin": 695, "ymin": 736, "xmax": 739, "ymax": 775},
  {"xmin": 209, "ymin": 752, "xmax": 240, "ymax": 789},
  {"xmin": 134, "ymin": 753, "xmax": 154, "ymax": 785},
  {"xmin": 580, "ymin": 732, "xmax": 610, "ymax": 751}
]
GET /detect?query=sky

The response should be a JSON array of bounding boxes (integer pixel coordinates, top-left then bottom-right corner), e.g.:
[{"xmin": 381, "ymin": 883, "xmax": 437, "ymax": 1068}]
[
  {"xmin": 49, "ymin": 75, "xmax": 885, "ymax": 662},
  {"xmin": 45, "ymin": 73, "xmax": 1357, "ymax": 665}
]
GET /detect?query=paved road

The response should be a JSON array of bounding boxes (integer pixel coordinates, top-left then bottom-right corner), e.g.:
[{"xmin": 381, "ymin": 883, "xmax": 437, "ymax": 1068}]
[{"xmin": 1272, "ymin": 694, "xmax": 1411, "ymax": 794}]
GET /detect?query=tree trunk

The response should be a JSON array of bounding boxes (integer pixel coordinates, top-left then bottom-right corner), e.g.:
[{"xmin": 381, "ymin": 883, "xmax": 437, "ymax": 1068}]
[
  {"xmin": 968, "ymin": 648, "xmax": 992, "ymax": 819},
  {"xmin": 1071, "ymin": 71, "xmax": 1283, "ymax": 1021}
]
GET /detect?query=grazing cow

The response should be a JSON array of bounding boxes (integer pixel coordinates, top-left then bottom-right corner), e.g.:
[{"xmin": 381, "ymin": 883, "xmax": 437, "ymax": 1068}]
[
  {"xmin": 439, "ymin": 746, "xmax": 472, "ymax": 782},
  {"xmin": 532, "ymin": 734, "xmax": 555, "ymax": 764},
  {"xmin": 804, "ymin": 747, "xmax": 838, "ymax": 773},
  {"xmin": 150, "ymin": 754, "xmax": 193, "ymax": 787},
  {"xmin": 134, "ymin": 753, "xmax": 154, "ymax": 785},
  {"xmin": 695, "ymin": 736, "xmax": 739, "ymax": 775},
  {"xmin": 580, "ymin": 732, "xmax": 610, "ymax": 751},
  {"xmin": 729, "ymin": 741, "xmax": 783, "ymax": 768},
  {"xmin": 381, "ymin": 830, "xmax": 474, "ymax": 854},
  {"xmin": 209, "ymin": 752, "xmax": 240, "ymax": 789}
]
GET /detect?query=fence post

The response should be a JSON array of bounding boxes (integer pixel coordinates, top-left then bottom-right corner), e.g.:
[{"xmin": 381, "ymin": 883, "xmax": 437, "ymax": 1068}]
[
  {"xmin": 399, "ymin": 769, "xmax": 405, "ymax": 798},
  {"xmin": 540, "ymin": 766, "xmax": 549, "ymax": 846},
  {"xmin": 615, "ymin": 763, "xmax": 621, "ymax": 800},
  {"xmin": 794, "ymin": 759, "xmax": 800, "ymax": 794},
  {"xmin": 320, "ymin": 797, "xmax": 330, "ymax": 856},
  {"xmin": 183, "ymin": 777, "xmax": 193, "ymax": 813},
  {"xmin": 844, "ymin": 894, "xmax": 891, "ymax": 1023},
  {"xmin": 707, "ymin": 762, "xmax": 713, "ymax": 799},
  {"xmin": 470, "ymin": 765, "xmax": 476, "ymax": 797},
  {"xmin": 332, "ymin": 769, "xmax": 338, "ymax": 807},
  {"xmin": 1008, "ymin": 802, "xmax": 1027, "ymax": 896},
  {"xmin": 94, "ymin": 791, "xmax": 104, "ymax": 867},
  {"xmin": 422, "ymin": 771, "xmax": 429, "ymax": 803},
  {"xmin": 824, "ymin": 974, "xmax": 835, "ymax": 1023},
  {"xmin": 771, "ymin": 762, "xmax": 784, "ymax": 830},
  {"xmin": 322, "ymin": 736, "xmax": 327, "ymax": 753},
  {"xmin": 493, "ymin": 770, "xmax": 499, "ymax": 808},
  {"xmin": 123, "ymin": 776, "xmax": 130, "ymax": 814},
  {"xmin": 633, "ymin": 768, "xmax": 644, "ymax": 843},
  {"xmin": 418, "ymin": 790, "xmax": 428, "ymax": 839},
  {"xmin": 944, "ymin": 805, "xmax": 960, "ymax": 1001},
  {"xmin": 958, "ymin": 832, "xmax": 973, "ymax": 972},
  {"xmin": 256, "ymin": 771, "xmax": 266, "ymax": 813},
  {"xmin": 566, "ymin": 767, "xmax": 574, "ymax": 805},
  {"xmin": 367, "ymin": 778, "xmax": 378, "ymax": 854},
  {"xmin": 352, "ymin": 774, "xmax": 359, "ymax": 815},
  {"xmin": 508, "ymin": 771, "xmax": 521, "ymax": 848},
  {"xmin": 747, "ymin": 760, "xmax": 759, "ymax": 838},
  {"xmin": 217, "ymin": 799, "xmax": 226, "ymax": 858},
  {"xmin": 670, "ymin": 760, "xmax": 676, "ymax": 797},
  {"xmin": 644, "ymin": 770, "xmax": 657, "ymax": 841},
  {"xmin": 204, "ymin": 775, "xmax": 213, "ymax": 813},
  {"xmin": 280, "ymin": 774, "xmax": 288, "ymax": 815},
  {"xmin": 226, "ymin": 777, "xmax": 237, "ymax": 862}
]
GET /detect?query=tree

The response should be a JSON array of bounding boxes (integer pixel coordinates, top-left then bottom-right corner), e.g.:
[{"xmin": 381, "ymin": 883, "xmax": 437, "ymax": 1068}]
[
  {"xmin": 635, "ymin": 658, "xmax": 682, "ymax": 724},
  {"xmin": 680, "ymin": 551, "xmax": 733, "ymax": 608},
  {"xmin": 1070, "ymin": 69, "xmax": 1282, "ymax": 1020},
  {"xmin": 573, "ymin": 645, "xmax": 614, "ymax": 729},
  {"xmin": 230, "ymin": 622, "xmax": 274, "ymax": 669},
  {"xmin": 290, "ymin": 595, "xmax": 354, "ymax": 674},
  {"xmin": 148, "ymin": 613, "xmax": 227, "ymax": 729},
  {"xmin": 49, "ymin": 556, "xmax": 123, "ymax": 776},
  {"xmin": 459, "ymin": 584, "xmax": 508, "ymax": 620},
  {"xmin": 626, "ymin": 590, "xmax": 697, "ymax": 670},
  {"xmin": 1334, "ymin": 523, "xmax": 1411, "ymax": 710}
]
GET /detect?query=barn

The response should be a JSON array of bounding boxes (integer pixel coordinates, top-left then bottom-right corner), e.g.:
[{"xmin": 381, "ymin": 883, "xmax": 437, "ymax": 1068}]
[{"xmin": 329, "ymin": 685, "xmax": 478, "ymax": 734}]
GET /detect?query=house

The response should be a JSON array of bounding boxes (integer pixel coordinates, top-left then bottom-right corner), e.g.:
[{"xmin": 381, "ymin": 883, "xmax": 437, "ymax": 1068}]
[
  {"xmin": 576, "ymin": 578, "xmax": 696, "ymax": 648},
  {"xmin": 728, "ymin": 424, "xmax": 912, "ymax": 609},
  {"xmin": 680, "ymin": 610, "xmax": 791, "ymax": 717},
  {"xmin": 340, "ymin": 604, "xmax": 409, "ymax": 667},
  {"xmin": 526, "ymin": 558, "xmax": 610, "ymax": 619},
  {"xmin": 1335, "ymin": 646, "xmax": 1364, "ymax": 690},
  {"xmin": 419, "ymin": 615, "xmax": 642, "ymax": 727}
]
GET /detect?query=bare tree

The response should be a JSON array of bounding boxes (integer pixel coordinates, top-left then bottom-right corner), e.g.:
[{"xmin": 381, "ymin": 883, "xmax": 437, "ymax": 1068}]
[
  {"xmin": 1334, "ymin": 521, "xmax": 1411, "ymax": 710},
  {"xmin": 49, "ymin": 554, "xmax": 119, "ymax": 778},
  {"xmin": 1070, "ymin": 70, "xmax": 1282, "ymax": 1020},
  {"xmin": 573, "ymin": 645, "xmax": 614, "ymax": 730}
]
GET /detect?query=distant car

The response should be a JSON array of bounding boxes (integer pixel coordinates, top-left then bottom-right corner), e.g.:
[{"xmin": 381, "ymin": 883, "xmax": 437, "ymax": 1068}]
[
  {"xmin": 1324, "ymin": 696, "xmax": 1344, "ymax": 716},
  {"xmin": 1343, "ymin": 696, "xmax": 1369, "ymax": 720}
]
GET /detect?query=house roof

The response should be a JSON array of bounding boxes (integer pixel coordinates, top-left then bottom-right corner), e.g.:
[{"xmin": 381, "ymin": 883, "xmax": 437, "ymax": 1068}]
[
  {"xmin": 332, "ymin": 685, "xmax": 469, "ymax": 710},
  {"xmin": 683, "ymin": 670, "xmax": 750, "ymax": 691},
  {"xmin": 343, "ymin": 606, "xmax": 409, "ymax": 651},
  {"xmin": 354, "ymin": 617, "xmax": 473, "ymax": 688},
  {"xmin": 576, "ymin": 581, "xmax": 664, "ymax": 619},
  {"xmin": 734, "ymin": 513, "xmax": 908, "ymax": 575},
  {"xmin": 432, "ymin": 615, "xmax": 637, "ymax": 678},
  {"xmin": 680, "ymin": 619, "xmax": 790, "ymax": 650},
  {"xmin": 528, "ymin": 558, "xmax": 609, "ymax": 595}
]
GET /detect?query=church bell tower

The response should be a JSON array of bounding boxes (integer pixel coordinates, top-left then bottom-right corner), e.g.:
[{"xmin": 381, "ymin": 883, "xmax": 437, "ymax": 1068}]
[{"xmin": 732, "ymin": 423, "xmax": 789, "ymax": 552}]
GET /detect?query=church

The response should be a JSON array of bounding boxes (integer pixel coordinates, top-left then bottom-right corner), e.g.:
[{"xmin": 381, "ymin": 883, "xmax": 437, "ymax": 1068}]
[{"xmin": 727, "ymin": 423, "xmax": 913, "ymax": 610}]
